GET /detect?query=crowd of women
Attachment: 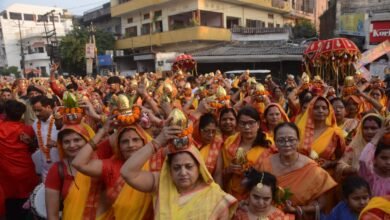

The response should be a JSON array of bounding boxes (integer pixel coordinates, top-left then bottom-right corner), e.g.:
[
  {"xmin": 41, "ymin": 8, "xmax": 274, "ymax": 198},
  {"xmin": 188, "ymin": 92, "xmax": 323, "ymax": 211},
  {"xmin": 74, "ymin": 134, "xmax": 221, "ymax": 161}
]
[{"xmin": 0, "ymin": 65, "xmax": 389, "ymax": 220}]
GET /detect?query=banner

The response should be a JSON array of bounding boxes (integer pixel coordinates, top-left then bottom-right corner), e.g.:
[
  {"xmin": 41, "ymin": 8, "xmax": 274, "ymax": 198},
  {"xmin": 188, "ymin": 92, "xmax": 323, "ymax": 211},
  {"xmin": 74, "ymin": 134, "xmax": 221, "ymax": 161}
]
[
  {"xmin": 339, "ymin": 13, "xmax": 365, "ymax": 36},
  {"xmin": 355, "ymin": 40, "xmax": 390, "ymax": 78},
  {"xmin": 356, "ymin": 40, "xmax": 390, "ymax": 68},
  {"xmin": 85, "ymin": 43, "xmax": 95, "ymax": 58}
]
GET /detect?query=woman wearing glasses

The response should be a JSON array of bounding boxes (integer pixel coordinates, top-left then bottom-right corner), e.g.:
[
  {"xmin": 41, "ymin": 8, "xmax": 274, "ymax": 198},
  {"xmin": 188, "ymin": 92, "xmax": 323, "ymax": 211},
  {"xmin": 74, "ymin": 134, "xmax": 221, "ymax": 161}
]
[
  {"xmin": 222, "ymin": 106, "xmax": 271, "ymax": 201},
  {"xmin": 257, "ymin": 122, "xmax": 337, "ymax": 219}
]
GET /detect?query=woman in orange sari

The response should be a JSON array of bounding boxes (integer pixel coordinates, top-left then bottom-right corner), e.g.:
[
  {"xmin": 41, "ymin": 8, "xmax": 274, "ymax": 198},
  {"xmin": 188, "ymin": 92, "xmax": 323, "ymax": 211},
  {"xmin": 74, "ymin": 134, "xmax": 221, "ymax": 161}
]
[
  {"xmin": 261, "ymin": 103, "xmax": 290, "ymax": 145},
  {"xmin": 45, "ymin": 122, "xmax": 101, "ymax": 220},
  {"xmin": 257, "ymin": 122, "xmax": 337, "ymax": 219},
  {"xmin": 72, "ymin": 117, "xmax": 153, "ymax": 219},
  {"xmin": 297, "ymin": 96, "xmax": 345, "ymax": 171},
  {"xmin": 222, "ymin": 106, "xmax": 271, "ymax": 201}
]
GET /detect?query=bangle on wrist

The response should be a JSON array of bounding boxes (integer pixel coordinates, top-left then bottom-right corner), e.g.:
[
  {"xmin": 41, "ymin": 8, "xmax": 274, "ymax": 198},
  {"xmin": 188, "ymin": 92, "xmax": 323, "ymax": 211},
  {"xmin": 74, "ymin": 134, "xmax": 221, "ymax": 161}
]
[{"xmin": 89, "ymin": 139, "xmax": 98, "ymax": 151}]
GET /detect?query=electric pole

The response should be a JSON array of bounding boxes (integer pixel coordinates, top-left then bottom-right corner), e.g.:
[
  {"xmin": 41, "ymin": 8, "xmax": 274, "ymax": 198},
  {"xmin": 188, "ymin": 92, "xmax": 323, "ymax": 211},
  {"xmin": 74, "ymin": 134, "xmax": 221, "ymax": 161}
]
[{"xmin": 17, "ymin": 19, "xmax": 25, "ymax": 78}]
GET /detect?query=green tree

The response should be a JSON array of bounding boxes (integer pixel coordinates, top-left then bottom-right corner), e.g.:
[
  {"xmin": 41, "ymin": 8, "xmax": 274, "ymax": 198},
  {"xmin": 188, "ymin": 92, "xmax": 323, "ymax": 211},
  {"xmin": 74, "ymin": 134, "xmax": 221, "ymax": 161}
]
[
  {"xmin": 292, "ymin": 20, "xmax": 317, "ymax": 39},
  {"xmin": 0, "ymin": 66, "xmax": 21, "ymax": 78},
  {"xmin": 59, "ymin": 26, "xmax": 115, "ymax": 75}
]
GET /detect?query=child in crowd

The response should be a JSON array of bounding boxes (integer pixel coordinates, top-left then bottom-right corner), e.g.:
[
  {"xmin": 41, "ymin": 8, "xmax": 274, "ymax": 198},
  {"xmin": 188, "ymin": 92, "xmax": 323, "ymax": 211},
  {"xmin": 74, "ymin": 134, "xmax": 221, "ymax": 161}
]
[{"xmin": 321, "ymin": 175, "xmax": 371, "ymax": 220}]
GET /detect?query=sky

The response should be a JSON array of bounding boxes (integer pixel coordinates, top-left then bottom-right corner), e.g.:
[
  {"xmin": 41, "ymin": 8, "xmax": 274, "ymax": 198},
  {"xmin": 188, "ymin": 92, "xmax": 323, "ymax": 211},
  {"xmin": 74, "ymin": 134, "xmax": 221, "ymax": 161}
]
[{"xmin": 0, "ymin": 0, "xmax": 110, "ymax": 15}]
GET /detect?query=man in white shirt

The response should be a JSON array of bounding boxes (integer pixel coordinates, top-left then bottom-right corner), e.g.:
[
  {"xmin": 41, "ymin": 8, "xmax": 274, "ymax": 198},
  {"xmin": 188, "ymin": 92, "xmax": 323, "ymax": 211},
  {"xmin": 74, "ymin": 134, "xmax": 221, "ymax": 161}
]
[{"xmin": 30, "ymin": 95, "xmax": 59, "ymax": 182}]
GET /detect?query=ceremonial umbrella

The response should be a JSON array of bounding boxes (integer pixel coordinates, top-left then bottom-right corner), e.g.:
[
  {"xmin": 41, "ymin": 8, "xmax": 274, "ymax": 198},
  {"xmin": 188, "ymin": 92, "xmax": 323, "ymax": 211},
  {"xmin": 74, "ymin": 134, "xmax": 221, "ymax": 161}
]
[{"xmin": 172, "ymin": 54, "xmax": 197, "ymax": 74}]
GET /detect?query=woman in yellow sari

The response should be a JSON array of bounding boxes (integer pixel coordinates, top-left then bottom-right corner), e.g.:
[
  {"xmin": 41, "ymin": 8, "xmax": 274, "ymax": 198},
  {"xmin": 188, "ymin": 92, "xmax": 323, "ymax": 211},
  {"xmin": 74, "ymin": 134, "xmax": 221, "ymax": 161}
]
[
  {"xmin": 297, "ymin": 96, "xmax": 345, "ymax": 171},
  {"xmin": 72, "ymin": 118, "xmax": 153, "ymax": 220},
  {"xmin": 120, "ymin": 109, "xmax": 237, "ymax": 219},
  {"xmin": 45, "ymin": 123, "xmax": 101, "ymax": 220},
  {"xmin": 222, "ymin": 106, "xmax": 272, "ymax": 201},
  {"xmin": 261, "ymin": 103, "xmax": 290, "ymax": 145}
]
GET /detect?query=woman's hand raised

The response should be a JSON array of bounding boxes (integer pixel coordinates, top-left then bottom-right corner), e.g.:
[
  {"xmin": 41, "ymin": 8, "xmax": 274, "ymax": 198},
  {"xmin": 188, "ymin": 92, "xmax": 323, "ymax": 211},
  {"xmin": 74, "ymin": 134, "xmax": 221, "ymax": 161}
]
[{"xmin": 154, "ymin": 118, "xmax": 182, "ymax": 147}]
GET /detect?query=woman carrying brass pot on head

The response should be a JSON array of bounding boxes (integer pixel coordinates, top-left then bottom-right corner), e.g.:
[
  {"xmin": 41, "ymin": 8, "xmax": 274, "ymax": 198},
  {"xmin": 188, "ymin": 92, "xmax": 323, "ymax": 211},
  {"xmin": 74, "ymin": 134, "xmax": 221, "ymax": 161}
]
[{"xmin": 120, "ymin": 108, "xmax": 237, "ymax": 220}]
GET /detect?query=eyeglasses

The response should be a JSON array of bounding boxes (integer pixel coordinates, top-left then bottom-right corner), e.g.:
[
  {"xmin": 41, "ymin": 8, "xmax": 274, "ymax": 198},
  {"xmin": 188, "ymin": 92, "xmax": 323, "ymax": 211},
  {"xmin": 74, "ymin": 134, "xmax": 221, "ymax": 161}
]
[
  {"xmin": 238, "ymin": 120, "xmax": 258, "ymax": 128},
  {"xmin": 275, "ymin": 138, "xmax": 298, "ymax": 146}
]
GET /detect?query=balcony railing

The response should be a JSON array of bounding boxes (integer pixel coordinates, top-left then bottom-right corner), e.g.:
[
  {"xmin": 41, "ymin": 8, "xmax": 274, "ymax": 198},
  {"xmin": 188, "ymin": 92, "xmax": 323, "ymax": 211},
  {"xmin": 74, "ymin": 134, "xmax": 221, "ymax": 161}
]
[
  {"xmin": 115, "ymin": 26, "xmax": 231, "ymax": 49},
  {"xmin": 25, "ymin": 53, "xmax": 49, "ymax": 61},
  {"xmin": 111, "ymin": 0, "xmax": 172, "ymax": 17}
]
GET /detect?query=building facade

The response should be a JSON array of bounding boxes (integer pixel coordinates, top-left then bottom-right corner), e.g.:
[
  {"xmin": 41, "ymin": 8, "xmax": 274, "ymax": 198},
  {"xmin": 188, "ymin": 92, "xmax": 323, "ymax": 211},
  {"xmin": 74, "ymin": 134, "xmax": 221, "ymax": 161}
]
[
  {"xmin": 0, "ymin": 3, "xmax": 73, "ymax": 76},
  {"xmin": 320, "ymin": 0, "xmax": 390, "ymax": 50},
  {"xmin": 110, "ymin": 0, "xmax": 326, "ymax": 74},
  {"xmin": 81, "ymin": 2, "xmax": 121, "ymax": 35}
]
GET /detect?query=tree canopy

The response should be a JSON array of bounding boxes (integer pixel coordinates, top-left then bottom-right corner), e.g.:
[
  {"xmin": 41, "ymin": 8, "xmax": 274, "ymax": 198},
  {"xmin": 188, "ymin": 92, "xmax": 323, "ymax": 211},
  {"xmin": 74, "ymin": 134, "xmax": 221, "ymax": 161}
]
[
  {"xmin": 292, "ymin": 19, "xmax": 317, "ymax": 39},
  {"xmin": 59, "ymin": 26, "xmax": 115, "ymax": 75}
]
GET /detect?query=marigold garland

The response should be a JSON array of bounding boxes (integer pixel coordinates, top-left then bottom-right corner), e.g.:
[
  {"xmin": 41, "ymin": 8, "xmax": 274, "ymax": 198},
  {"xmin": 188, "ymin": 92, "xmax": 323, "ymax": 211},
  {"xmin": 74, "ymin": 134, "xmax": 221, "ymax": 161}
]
[
  {"xmin": 58, "ymin": 107, "xmax": 84, "ymax": 114},
  {"xmin": 115, "ymin": 105, "xmax": 141, "ymax": 125},
  {"xmin": 178, "ymin": 124, "xmax": 193, "ymax": 138},
  {"xmin": 37, "ymin": 117, "xmax": 55, "ymax": 162},
  {"xmin": 343, "ymin": 86, "xmax": 357, "ymax": 97}
]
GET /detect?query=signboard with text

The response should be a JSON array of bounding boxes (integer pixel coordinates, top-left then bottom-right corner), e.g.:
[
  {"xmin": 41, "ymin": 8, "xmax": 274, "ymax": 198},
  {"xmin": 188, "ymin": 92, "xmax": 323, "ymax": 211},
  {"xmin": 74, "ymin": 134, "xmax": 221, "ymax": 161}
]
[
  {"xmin": 370, "ymin": 21, "xmax": 390, "ymax": 45},
  {"xmin": 339, "ymin": 13, "xmax": 365, "ymax": 36}
]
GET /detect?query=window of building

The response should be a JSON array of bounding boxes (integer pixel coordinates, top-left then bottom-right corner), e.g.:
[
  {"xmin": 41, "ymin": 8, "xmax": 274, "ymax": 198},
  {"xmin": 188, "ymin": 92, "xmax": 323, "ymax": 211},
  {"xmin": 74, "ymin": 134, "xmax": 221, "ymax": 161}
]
[
  {"xmin": 125, "ymin": 26, "xmax": 137, "ymax": 37},
  {"xmin": 144, "ymin": 13, "xmax": 150, "ymax": 20},
  {"xmin": 268, "ymin": 13, "xmax": 274, "ymax": 19},
  {"xmin": 2, "ymin": 11, "xmax": 8, "ymax": 19},
  {"xmin": 226, "ymin": 16, "xmax": 240, "ymax": 29},
  {"xmin": 24, "ymin": 14, "xmax": 34, "ymax": 21},
  {"xmin": 49, "ymin": 16, "xmax": 59, "ymax": 22},
  {"xmin": 9, "ymin": 12, "xmax": 22, "ymax": 20},
  {"xmin": 119, "ymin": 0, "xmax": 130, "ymax": 4},
  {"xmin": 246, "ymin": 19, "xmax": 264, "ymax": 28},
  {"xmin": 155, "ymin": 20, "xmax": 163, "ymax": 33},
  {"xmin": 276, "ymin": 24, "xmax": 280, "ymax": 28},
  {"xmin": 127, "ymin": 17, "xmax": 133, "ymax": 23},
  {"xmin": 37, "ymin": 47, "xmax": 44, "ymax": 53},
  {"xmin": 154, "ymin": 10, "xmax": 162, "ymax": 18},
  {"xmin": 38, "ymin": 15, "xmax": 48, "ymax": 22},
  {"xmin": 268, "ymin": 23, "xmax": 274, "ymax": 28},
  {"xmin": 141, "ymin": 23, "xmax": 151, "ymax": 35},
  {"xmin": 40, "ymin": 66, "xmax": 46, "ymax": 75}
]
